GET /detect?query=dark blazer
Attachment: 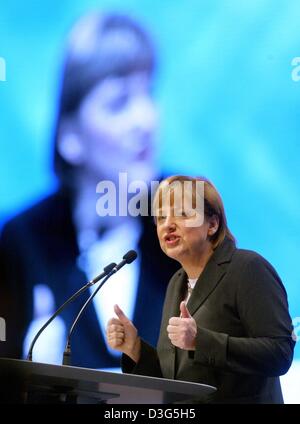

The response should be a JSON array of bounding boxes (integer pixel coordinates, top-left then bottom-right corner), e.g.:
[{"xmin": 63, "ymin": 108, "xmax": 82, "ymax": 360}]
[
  {"xmin": 122, "ymin": 237, "xmax": 295, "ymax": 403},
  {"xmin": 0, "ymin": 190, "xmax": 179, "ymax": 368}
]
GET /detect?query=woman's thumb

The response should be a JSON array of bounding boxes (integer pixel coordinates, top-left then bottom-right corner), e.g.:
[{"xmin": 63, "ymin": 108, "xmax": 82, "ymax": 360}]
[
  {"xmin": 180, "ymin": 301, "xmax": 191, "ymax": 318},
  {"xmin": 114, "ymin": 304, "xmax": 130, "ymax": 323}
]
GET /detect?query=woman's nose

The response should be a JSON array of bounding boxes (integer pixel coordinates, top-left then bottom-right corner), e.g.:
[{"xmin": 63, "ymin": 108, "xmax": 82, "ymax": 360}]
[
  {"xmin": 130, "ymin": 96, "xmax": 157, "ymax": 135},
  {"xmin": 164, "ymin": 215, "xmax": 176, "ymax": 230}
]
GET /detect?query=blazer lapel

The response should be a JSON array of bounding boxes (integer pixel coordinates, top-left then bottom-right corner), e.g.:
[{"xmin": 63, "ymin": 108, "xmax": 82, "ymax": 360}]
[
  {"xmin": 169, "ymin": 270, "xmax": 187, "ymax": 318},
  {"xmin": 187, "ymin": 238, "xmax": 236, "ymax": 316},
  {"xmin": 160, "ymin": 270, "xmax": 186, "ymax": 380}
]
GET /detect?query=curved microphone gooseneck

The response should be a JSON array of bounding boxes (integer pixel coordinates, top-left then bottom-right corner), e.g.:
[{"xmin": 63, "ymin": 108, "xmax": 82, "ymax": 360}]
[
  {"xmin": 27, "ymin": 262, "xmax": 117, "ymax": 361},
  {"xmin": 62, "ymin": 250, "xmax": 137, "ymax": 366}
]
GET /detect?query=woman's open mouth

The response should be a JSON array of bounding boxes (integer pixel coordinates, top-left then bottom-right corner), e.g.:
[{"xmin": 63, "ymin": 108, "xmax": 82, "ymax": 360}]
[{"xmin": 164, "ymin": 234, "xmax": 180, "ymax": 246}]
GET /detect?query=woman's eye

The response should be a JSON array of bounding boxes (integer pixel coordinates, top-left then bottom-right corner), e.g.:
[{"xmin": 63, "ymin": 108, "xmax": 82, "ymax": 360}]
[
  {"xmin": 173, "ymin": 209, "xmax": 187, "ymax": 218},
  {"xmin": 183, "ymin": 209, "xmax": 197, "ymax": 218},
  {"xmin": 107, "ymin": 94, "xmax": 128, "ymax": 112}
]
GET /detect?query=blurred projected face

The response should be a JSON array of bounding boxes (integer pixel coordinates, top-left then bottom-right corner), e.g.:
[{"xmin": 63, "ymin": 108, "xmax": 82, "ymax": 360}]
[{"xmin": 75, "ymin": 71, "xmax": 158, "ymax": 184}]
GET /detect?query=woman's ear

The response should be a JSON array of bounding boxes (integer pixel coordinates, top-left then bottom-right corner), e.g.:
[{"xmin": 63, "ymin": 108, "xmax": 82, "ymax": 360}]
[
  {"xmin": 208, "ymin": 215, "xmax": 219, "ymax": 236},
  {"xmin": 57, "ymin": 119, "xmax": 85, "ymax": 165}
]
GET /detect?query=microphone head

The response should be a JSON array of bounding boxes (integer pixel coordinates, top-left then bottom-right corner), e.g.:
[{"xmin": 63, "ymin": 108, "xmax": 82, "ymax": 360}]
[{"xmin": 123, "ymin": 250, "xmax": 137, "ymax": 264}]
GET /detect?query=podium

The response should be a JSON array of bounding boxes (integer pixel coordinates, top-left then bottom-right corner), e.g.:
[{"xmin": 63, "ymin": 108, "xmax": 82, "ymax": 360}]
[{"xmin": 0, "ymin": 358, "xmax": 216, "ymax": 404}]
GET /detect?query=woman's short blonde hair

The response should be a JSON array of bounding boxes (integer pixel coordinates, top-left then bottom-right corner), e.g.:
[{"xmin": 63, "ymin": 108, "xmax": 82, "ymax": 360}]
[{"xmin": 153, "ymin": 175, "xmax": 235, "ymax": 249}]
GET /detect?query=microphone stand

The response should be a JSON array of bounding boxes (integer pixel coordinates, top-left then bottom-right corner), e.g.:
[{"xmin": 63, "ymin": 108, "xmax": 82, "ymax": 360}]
[
  {"xmin": 27, "ymin": 263, "xmax": 116, "ymax": 361},
  {"xmin": 62, "ymin": 250, "xmax": 137, "ymax": 366},
  {"xmin": 62, "ymin": 269, "xmax": 116, "ymax": 365}
]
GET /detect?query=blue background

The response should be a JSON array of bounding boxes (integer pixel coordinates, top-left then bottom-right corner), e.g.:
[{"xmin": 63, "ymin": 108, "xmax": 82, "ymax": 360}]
[{"xmin": 0, "ymin": 0, "xmax": 299, "ymax": 400}]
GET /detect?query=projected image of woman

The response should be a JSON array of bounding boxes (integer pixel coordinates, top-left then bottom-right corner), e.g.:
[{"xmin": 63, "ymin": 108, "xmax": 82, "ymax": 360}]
[{"xmin": 0, "ymin": 12, "xmax": 178, "ymax": 368}]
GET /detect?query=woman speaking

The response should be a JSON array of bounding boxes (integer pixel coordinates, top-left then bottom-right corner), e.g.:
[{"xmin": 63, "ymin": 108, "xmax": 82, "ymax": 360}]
[{"xmin": 106, "ymin": 175, "xmax": 295, "ymax": 403}]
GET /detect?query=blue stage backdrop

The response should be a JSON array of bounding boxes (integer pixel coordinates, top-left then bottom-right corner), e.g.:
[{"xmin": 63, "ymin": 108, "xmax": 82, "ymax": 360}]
[{"xmin": 0, "ymin": 0, "xmax": 299, "ymax": 403}]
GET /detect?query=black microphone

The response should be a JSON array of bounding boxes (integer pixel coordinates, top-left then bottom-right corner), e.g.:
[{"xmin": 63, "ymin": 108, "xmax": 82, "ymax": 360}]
[
  {"xmin": 26, "ymin": 262, "xmax": 116, "ymax": 361},
  {"xmin": 62, "ymin": 250, "xmax": 138, "ymax": 365},
  {"xmin": 112, "ymin": 249, "xmax": 138, "ymax": 272}
]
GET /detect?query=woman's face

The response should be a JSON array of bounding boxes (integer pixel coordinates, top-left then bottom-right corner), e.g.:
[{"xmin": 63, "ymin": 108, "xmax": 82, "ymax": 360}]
[
  {"xmin": 155, "ymin": 189, "xmax": 218, "ymax": 264},
  {"xmin": 75, "ymin": 71, "xmax": 158, "ymax": 185}
]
